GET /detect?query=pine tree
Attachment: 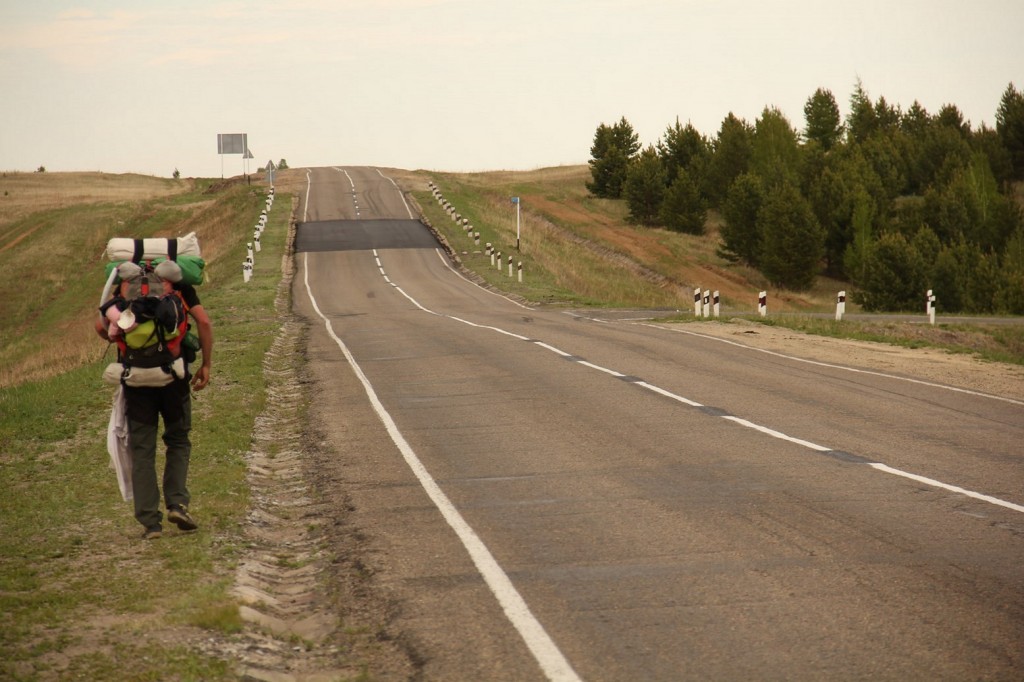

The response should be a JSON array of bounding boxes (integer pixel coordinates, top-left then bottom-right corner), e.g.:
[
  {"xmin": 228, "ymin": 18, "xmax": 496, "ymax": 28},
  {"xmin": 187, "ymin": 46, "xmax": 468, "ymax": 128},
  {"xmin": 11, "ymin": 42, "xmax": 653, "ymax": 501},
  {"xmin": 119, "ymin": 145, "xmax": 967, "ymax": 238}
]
[
  {"xmin": 751, "ymin": 107, "xmax": 802, "ymax": 185},
  {"xmin": 757, "ymin": 180, "xmax": 823, "ymax": 290},
  {"xmin": 804, "ymin": 88, "xmax": 843, "ymax": 151},
  {"xmin": 657, "ymin": 119, "xmax": 710, "ymax": 186},
  {"xmin": 659, "ymin": 169, "xmax": 705, "ymax": 235},
  {"xmin": 705, "ymin": 113, "xmax": 752, "ymax": 205},
  {"xmin": 996, "ymin": 227, "xmax": 1024, "ymax": 313},
  {"xmin": 843, "ymin": 188, "xmax": 875, "ymax": 285},
  {"xmin": 624, "ymin": 146, "xmax": 666, "ymax": 226},
  {"xmin": 807, "ymin": 162, "xmax": 853, "ymax": 276},
  {"xmin": 719, "ymin": 172, "xmax": 764, "ymax": 265},
  {"xmin": 996, "ymin": 82, "xmax": 1024, "ymax": 179},
  {"xmin": 587, "ymin": 117, "xmax": 640, "ymax": 199},
  {"xmin": 857, "ymin": 232, "xmax": 926, "ymax": 311},
  {"xmin": 847, "ymin": 78, "xmax": 877, "ymax": 144}
]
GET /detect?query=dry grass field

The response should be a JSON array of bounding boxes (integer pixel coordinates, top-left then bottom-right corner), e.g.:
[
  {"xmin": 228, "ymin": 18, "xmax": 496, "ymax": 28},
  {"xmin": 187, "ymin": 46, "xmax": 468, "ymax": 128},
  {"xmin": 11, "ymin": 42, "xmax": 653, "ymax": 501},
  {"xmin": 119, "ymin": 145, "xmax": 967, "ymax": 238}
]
[
  {"xmin": 0, "ymin": 171, "xmax": 187, "ymax": 245},
  {"xmin": 0, "ymin": 172, "xmax": 259, "ymax": 387}
]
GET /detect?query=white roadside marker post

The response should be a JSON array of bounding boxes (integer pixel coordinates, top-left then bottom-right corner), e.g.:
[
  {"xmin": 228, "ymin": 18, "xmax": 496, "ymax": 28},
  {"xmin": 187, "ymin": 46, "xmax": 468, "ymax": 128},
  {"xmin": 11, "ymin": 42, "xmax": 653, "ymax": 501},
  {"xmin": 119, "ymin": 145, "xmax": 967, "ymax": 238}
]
[{"xmin": 512, "ymin": 196, "xmax": 521, "ymax": 251}]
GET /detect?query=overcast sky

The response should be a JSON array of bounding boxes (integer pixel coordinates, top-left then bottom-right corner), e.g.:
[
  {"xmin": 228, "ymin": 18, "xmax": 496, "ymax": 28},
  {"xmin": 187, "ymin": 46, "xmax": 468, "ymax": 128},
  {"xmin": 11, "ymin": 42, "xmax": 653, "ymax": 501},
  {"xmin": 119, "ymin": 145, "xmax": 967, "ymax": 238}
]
[{"xmin": 2, "ymin": 0, "xmax": 1022, "ymax": 179}]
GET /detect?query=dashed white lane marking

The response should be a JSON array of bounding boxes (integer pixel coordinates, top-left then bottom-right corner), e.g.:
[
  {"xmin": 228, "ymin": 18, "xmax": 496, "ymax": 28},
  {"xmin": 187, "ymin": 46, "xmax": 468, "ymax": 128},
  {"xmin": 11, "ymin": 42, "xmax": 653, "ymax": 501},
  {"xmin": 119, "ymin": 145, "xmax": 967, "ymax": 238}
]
[
  {"xmin": 869, "ymin": 463, "xmax": 1024, "ymax": 514},
  {"xmin": 364, "ymin": 250, "xmax": 1024, "ymax": 518},
  {"xmin": 721, "ymin": 416, "xmax": 832, "ymax": 452}
]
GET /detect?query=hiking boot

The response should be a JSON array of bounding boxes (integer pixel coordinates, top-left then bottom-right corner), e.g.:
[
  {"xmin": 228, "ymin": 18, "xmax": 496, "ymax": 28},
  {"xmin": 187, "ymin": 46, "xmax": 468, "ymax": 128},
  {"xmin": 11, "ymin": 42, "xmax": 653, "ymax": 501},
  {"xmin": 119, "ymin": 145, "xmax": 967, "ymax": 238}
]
[
  {"xmin": 167, "ymin": 505, "xmax": 198, "ymax": 531},
  {"xmin": 142, "ymin": 525, "xmax": 163, "ymax": 540}
]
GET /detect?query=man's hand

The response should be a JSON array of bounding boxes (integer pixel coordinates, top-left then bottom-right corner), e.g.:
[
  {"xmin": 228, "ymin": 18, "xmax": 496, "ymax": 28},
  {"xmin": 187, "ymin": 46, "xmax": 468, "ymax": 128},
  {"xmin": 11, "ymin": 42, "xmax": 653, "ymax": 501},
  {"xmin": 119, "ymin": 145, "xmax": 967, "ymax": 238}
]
[{"xmin": 191, "ymin": 364, "xmax": 210, "ymax": 391}]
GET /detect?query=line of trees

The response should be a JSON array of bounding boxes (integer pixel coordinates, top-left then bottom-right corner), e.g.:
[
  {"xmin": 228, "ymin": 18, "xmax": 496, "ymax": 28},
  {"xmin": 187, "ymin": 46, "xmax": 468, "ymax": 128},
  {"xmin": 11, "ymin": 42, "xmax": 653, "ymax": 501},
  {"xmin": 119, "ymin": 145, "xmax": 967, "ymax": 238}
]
[{"xmin": 587, "ymin": 81, "xmax": 1024, "ymax": 313}]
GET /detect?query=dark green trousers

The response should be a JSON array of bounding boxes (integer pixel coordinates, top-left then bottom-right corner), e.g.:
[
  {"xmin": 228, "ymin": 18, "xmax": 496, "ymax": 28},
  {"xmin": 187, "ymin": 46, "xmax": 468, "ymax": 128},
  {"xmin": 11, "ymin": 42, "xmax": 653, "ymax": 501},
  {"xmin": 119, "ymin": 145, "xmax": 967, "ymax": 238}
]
[{"xmin": 125, "ymin": 378, "xmax": 192, "ymax": 529}]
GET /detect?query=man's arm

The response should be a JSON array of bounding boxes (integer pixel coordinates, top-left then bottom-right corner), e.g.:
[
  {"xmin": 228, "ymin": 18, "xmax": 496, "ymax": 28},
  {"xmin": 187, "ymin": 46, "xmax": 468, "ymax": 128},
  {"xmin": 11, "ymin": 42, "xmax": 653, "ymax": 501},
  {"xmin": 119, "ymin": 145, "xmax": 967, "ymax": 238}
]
[{"xmin": 189, "ymin": 303, "xmax": 213, "ymax": 390}]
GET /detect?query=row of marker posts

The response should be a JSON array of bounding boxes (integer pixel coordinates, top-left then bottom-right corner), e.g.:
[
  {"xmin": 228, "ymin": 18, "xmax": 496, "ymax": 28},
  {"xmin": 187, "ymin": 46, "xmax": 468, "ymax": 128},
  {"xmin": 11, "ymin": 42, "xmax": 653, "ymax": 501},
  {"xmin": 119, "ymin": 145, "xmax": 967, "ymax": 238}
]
[
  {"xmin": 421, "ymin": 186, "xmax": 944, "ymax": 325},
  {"xmin": 729, "ymin": 289, "xmax": 934, "ymax": 321},
  {"xmin": 836, "ymin": 289, "xmax": 936, "ymax": 324},
  {"xmin": 484, "ymin": 244, "xmax": 523, "ymax": 282},
  {"xmin": 693, "ymin": 288, "xmax": 721, "ymax": 318},
  {"xmin": 427, "ymin": 181, "xmax": 522, "ymax": 282},
  {"xmin": 692, "ymin": 288, "xmax": 774, "ymax": 318},
  {"xmin": 244, "ymin": 186, "xmax": 275, "ymax": 282}
]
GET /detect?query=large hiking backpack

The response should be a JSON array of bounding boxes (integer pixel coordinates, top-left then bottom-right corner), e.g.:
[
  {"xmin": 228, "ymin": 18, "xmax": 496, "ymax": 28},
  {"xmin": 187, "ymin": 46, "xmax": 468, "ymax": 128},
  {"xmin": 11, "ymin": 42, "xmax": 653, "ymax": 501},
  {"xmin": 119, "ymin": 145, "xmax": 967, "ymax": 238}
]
[
  {"xmin": 99, "ymin": 236, "xmax": 204, "ymax": 374},
  {"xmin": 101, "ymin": 261, "xmax": 188, "ymax": 369}
]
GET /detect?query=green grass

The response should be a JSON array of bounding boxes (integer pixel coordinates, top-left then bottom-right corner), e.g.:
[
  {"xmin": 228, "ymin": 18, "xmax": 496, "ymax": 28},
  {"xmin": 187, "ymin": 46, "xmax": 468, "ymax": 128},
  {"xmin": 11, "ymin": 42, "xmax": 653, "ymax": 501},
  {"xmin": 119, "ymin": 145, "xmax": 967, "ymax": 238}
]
[
  {"xmin": 0, "ymin": 179, "xmax": 288, "ymax": 680},
  {"xmin": 414, "ymin": 178, "xmax": 680, "ymax": 307}
]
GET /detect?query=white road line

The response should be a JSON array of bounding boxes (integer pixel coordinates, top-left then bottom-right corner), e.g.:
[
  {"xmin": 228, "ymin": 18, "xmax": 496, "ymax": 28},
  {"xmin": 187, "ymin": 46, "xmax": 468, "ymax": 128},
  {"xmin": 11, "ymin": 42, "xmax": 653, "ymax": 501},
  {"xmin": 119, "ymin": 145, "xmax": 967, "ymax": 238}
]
[
  {"xmin": 377, "ymin": 168, "xmax": 415, "ymax": 219},
  {"xmin": 634, "ymin": 381, "xmax": 704, "ymax": 408},
  {"xmin": 364, "ymin": 251, "xmax": 1023, "ymax": 517},
  {"xmin": 869, "ymin": 463, "xmax": 1024, "ymax": 514},
  {"xmin": 577, "ymin": 360, "xmax": 625, "ymax": 378},
  {"xmin": 332, "ymin": 166, "xmax": 356, "ymax": 192},
  {"xmin": 303, "ymin": 252, "xmax": 582, "ymax": 682},
  {"xmin": 303, "ymin": 170, "xmax": 312, "ymax": 223},
  {"xmin": 371, "ymin": 250, "xmax": 435, "ymax": 314},
  {"xmin": 642, "ymin": 323, "xmax": 1024, "ymax": 407},
  {"xmin": 721, "ymin": 416, "xmax": 833, "ymax": 452},
  {"xmin": 448, "ymin": 315, "xmax": 531, "ymax": 341},
  {"xmin": 534, "ymin": 341, "xmax": 572, "ymax": 357}
]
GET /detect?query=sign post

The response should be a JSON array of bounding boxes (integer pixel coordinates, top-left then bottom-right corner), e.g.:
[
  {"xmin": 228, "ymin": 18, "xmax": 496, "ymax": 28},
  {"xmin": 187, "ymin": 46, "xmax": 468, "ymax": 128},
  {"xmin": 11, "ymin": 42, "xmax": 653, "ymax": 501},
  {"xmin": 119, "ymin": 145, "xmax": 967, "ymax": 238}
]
[
  {"xmin": 216, "ymin": 133, "xmax": 248, "ymax": 178},
  {"xmin": 511, "ymin": 196, "xmax": 521, "ymax": 251}
]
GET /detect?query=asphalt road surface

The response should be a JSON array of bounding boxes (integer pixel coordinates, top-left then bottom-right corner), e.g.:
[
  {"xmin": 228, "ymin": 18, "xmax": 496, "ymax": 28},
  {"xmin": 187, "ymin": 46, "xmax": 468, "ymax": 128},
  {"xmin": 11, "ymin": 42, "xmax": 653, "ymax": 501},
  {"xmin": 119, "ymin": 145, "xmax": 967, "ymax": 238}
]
[{"xmin": 293, "ymin": 166, "xmax": 1024, "ymax": 681}]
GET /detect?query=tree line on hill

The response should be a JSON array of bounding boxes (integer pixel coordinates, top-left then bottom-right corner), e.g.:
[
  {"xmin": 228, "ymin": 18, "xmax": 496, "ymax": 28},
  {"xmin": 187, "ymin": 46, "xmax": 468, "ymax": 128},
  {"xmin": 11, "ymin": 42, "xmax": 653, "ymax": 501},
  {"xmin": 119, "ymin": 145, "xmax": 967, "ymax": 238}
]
[{"xmin": 587, "ymin": 80, "xmax": 1024, "ymax": 313}]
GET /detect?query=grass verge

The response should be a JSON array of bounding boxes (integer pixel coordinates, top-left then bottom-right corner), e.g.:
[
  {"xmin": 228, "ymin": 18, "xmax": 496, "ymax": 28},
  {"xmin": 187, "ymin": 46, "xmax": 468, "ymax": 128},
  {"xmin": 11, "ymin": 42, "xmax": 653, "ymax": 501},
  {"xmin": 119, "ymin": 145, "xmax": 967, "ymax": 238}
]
[
  {"xmin": 0, "ymin": 178, "xmax": 288, "ymax": 680},
  {"xmin": 676, "ymin": 314, "xmax": 1024, "ymax": 366},
  {"xmin": 413, "ymin": 172, "xmax": 684, "ymax": 307}
]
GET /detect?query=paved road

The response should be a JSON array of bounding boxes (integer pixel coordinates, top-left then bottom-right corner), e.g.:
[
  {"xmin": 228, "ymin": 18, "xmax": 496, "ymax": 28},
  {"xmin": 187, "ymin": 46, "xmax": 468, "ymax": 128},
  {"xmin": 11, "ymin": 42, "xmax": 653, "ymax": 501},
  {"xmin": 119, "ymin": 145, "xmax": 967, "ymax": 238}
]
[{"xmin": 293, "ymin": 166, "xmax": 1024, "ymax": 681}]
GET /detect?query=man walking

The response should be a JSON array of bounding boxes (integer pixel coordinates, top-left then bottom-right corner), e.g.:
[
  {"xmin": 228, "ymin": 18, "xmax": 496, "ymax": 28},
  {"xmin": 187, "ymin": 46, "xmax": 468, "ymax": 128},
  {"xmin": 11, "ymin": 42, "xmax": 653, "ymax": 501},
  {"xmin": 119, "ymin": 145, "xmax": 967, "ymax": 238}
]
[{"xmin": 96, "ymin": 276, "xmax": 213, "ymax": 539}]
